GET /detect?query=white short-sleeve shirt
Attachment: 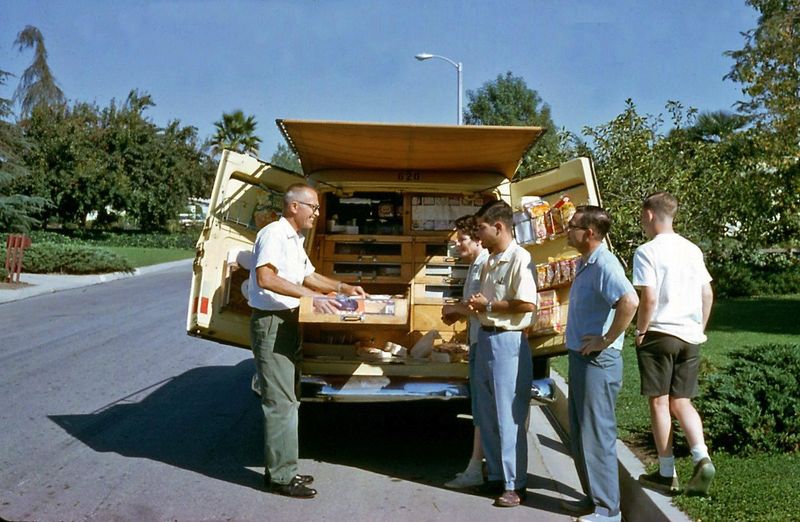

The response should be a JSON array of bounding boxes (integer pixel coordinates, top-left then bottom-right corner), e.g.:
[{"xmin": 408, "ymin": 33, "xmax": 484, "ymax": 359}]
[
  {"xmin": 248, "ymin": 217, "xmax": 315, "ymax": 311},
  {"xmin": 478, "ymin": 240, "xmax": 538, "ymax": 330},
  {"xmin": 632, "ymin": 233, "xmax": 712, "ymax": 344}
]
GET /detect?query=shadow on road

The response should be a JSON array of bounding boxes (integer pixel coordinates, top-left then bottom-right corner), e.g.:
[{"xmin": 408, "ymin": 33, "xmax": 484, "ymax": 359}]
[{"xmin": 49, "ymin": 360, "xmax": 577, "ymax": 514}]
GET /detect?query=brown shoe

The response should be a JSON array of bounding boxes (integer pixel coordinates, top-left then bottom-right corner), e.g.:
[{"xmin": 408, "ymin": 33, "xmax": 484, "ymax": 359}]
[{"xmin": 494, "ymin": 489, "xmax": 526, "ymax": 507}]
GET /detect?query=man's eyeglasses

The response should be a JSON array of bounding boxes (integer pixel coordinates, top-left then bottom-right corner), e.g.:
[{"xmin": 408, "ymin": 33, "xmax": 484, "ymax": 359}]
[{"xmin": 295, "ymin": 201, "xmax": 320, "ymax": 213}]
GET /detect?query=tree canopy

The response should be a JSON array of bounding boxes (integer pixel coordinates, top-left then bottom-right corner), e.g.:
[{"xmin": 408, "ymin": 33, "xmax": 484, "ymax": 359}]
[
  {"xmin": 13, "ymin": 25, "xmax": 65, "ymax": 118},
  {"xmin": 15, "ymin": 90, "xmax": 214, "ymax": 230},
  {"xmin": 270, "ymin": 142, "xmax": 302, "ymax": 173},
  {"xmin": 0, "ymin": 67, "xmax": 48, "ymax": 232},
  {"xmin": 464, "ymin": 71, "xmax": 568, "ymax": 176}
]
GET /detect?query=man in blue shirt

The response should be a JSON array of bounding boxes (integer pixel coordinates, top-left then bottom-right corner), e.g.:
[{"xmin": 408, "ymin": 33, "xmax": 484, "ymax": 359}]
[{"xmin": 563, "ymin": 205, "xmax": 639, "ymax": 522}]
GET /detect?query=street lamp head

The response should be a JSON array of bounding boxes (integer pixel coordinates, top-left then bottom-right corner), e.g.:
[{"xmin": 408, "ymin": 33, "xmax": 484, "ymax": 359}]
[{"xmin": 415, "ymin": 53, "xmax": 433, "ymax": 61}]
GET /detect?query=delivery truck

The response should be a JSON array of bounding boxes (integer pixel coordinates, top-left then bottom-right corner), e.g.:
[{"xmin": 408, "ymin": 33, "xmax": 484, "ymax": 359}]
[{"xmin": 187, "ymin": 120, "xmax": 601, "ymax": 402}]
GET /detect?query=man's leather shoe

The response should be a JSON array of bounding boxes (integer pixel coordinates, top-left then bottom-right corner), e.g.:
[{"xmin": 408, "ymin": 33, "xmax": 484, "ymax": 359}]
[
  {"xmin": 268, "ymin": 476, "xmax": 317, "ymax": 498},
  {"xmin": 494, "ymin": 489, "xmax": 526, "ymax": 507},
  {"xmin": 263, "ymin": 474, "xmax": 314, "ymax": 487}
]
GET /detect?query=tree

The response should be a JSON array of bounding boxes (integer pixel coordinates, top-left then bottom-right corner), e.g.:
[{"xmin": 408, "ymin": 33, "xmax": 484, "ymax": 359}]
[
  {"xmin": 681, "ymin": 110, "xmax": 750, "ymax": 143},
  {"xmin": 464, "ymin": 71, "xmax": 567, "ymax": 176},
  {"xmin": 270, "ymin": 142, "xmax": 302, "ymax": 173},
  {"xmin": 725, "ymin": 0, "xmax": 800, "ymax": 138},
  {"xmin": 13, "ymin": 25, "xmax": 65, "ymax": 118},
  {"xmin": 0, "ymin": 67, "xmax": 48, "ymax": 232},
  {"xmin": 724, "ymin": 0, "xmax": 800, "ymax": 246},
  {"xmin": 210, "ymin": 110, "xmax": 262, "ymax": 156},
  {"xmin": 17, "ymin": 90, "xmax": 214, "ymax": 230}
]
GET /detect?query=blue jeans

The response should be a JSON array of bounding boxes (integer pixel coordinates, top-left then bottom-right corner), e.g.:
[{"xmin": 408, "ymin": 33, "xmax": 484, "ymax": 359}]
[
  {"xmin": 474, "ymin": 329, "xmax": 532, "ymax": 490},
  {"xmin": 568, "ymin": 348, "xmax": 623, "ymax": 517}
]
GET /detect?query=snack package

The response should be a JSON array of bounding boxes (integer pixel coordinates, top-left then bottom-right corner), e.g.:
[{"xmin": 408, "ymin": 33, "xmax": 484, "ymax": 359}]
[
  {"xmin": 525, "ymin": 197, "xmax": 550, "ymax": 244},
  {"xmin": 550, "ymin": 207, "xmax": 565, "ymax": 235},
  {"xmin": 536, "ymin": 264, "xmax": 548, "ymax": 289},
  {"xmin": 559, "ymin": 196, "xmax": 576, "ymax": 226},
  {"xmin": 513, "ymin": 210, "xmax": 534, "ymax": 244},
  {"xmin": 558, "ymin": 258, "xmax": 572, "ymax": 285},
  {"xmin": 531, "ymin": 289, "xmax": 562, "ymax": 335}
]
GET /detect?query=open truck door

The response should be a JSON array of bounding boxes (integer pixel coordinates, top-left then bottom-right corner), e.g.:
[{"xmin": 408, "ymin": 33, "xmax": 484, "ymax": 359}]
[
  {"xmin": 187, "ymin": 150, "xmax": 306, "ymax": 348},
  {"xmin": 504, "ymin": 157, "xmax": 602, "ymax": 373}
]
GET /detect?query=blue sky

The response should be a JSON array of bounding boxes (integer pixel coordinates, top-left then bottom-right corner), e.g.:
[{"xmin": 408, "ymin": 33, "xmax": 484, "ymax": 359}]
[{"xmin": 1, "ymin": 1, "xmax": 758, "ymax": 155}]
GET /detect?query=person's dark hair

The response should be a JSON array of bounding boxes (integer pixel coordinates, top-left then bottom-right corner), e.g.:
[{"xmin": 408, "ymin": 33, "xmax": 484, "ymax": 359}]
[
  {"xmin": 574, "ymin": 205, "xmax": 611, "ymax": 239},
  {"xmin": 475, "ymin": 199, "xmax": 513, "ymax": 230},
  {"xmin": 454, "ymin": 215, "xmax": 479, "ymax": 237},
  {"xmin": 642, "ymin": 191, "xmax": 678, "ymax": 220}
]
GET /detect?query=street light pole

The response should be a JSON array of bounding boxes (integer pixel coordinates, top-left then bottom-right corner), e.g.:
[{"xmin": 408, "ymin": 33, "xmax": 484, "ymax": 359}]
[{"xmin": 415, "ymin": 53, "xmax": 463, "ymax": 125}]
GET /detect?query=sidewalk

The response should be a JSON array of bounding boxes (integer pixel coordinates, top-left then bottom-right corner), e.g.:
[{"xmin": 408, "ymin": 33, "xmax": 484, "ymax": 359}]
[{"xmin": 0, "ymin": 258, "xmax": 192, "ymax": 304}]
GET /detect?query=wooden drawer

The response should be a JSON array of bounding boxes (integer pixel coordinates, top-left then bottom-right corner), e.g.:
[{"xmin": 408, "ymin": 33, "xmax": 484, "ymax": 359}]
[
  {"xmin": 412, "ymin": 240, "xmax": 460, "ymax": 261},
  {"xmin": 412, "ymin": 283, "xmax": 463, "ymax": 305},
  {"xmin": 299, "ymin": 295, "xmax": 408, "ymax": 326},
  {"xmin": 413, "ymin": 303, "xmax": 468, "ymax": 335},
  {"xmin": 413, "ymin": 263, "xmax": 469, "ymax": 286},
  {"xmin": 324, "ymin": 236, "xmax": 412, "ymax": 263},
  {"xmin": 324, "ymin": 261, "xmax": 413, "ymax": 284}
]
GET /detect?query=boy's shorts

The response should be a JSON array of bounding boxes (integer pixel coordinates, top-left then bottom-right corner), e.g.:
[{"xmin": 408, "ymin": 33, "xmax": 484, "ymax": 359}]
[{"xmin": 636, "ymin": 331, "xmax": 700, "ymax": 398}]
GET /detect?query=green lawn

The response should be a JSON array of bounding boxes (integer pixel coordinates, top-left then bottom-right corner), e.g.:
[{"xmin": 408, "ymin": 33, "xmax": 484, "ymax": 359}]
[
  {"xmin": 104, "ymin": 246, "xmax": 194, "ymax": 268},
  {"xmin": 551, "ymin": 294, "xmax": 800, "ymax": 522}
]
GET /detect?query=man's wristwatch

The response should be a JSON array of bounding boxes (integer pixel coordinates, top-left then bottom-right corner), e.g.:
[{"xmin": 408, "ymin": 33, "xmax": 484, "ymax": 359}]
[
  {"xmin": 635, "ymin": 329, "xmax": 646, "ymax": 337},
  {"xmin": 485, "ymin": 300, "xmax": 493, "ymax": 313}
]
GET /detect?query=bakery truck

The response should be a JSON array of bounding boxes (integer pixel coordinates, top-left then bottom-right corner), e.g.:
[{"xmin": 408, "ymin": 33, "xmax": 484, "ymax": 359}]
[{"xmin": 187, "ymin": 120, "xmax": 602, "ymax": 402}]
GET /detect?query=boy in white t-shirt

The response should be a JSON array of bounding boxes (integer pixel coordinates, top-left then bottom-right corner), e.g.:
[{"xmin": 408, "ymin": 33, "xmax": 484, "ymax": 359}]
[{"xmin": 632, "ymin": 192, "xmax": 715, "ymax": 497}]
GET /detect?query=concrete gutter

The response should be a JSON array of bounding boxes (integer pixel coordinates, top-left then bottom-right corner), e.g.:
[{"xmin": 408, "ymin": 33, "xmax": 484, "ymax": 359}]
[
  {"xmin": 0, "ymin": 258, "xmax": 192, "ymax": 304},
  {"xmin": 547, "ymin": 371, "xmax": 691, "ymax": 522}
]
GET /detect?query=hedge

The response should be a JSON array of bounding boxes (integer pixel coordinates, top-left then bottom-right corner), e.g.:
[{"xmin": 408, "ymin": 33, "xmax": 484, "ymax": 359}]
[{"xmin": 0, "ymin": 242, "xmax": 133, "ymax": 275}]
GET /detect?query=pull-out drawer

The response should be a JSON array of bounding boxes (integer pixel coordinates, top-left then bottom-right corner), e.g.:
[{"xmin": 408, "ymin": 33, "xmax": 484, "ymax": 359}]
[
  {"xmin": 412, "ymin": 240, "xmax": 460, "ymax": 261},
  {"xmin": 324, "ymin": 236, "xmax": 412, "ymax": 263},
  {"xmin": 412, "ymin": 283, "xmax": 464, "ymax": 305},
  {"xmin": 324, "ymin": 261, "xmax": 413, "ymax": 284},
  {"xmin": 412, "ymin": 304, "xmax": 468, "ymax": 335},
  {"xmin": 299, "ymin": 295, "xmax": 408, "ymax": 325},
  {"xmin": 413, "ymin": 263, "xmax": 469, "ymax": 285}
]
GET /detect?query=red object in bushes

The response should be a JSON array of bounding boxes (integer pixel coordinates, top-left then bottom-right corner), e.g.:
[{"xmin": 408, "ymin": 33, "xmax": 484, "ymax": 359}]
[{"xmin": 5, "ymin": 234, "xmax": 32, "ymax": 283}]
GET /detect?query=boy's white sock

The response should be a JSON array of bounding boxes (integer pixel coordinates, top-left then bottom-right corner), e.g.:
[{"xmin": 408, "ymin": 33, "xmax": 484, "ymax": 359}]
[
  {"xmin": 658, "ymin": 455, "xmax": 676, "ymax": 477},
  {"xmin": 690, "ymin": 444, "xmax": 710, "ymax": 465}
]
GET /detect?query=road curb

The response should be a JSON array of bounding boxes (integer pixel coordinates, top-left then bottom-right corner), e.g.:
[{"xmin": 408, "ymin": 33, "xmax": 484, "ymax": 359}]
[
  {"xmin": 0, "ymin": 258, "xmax": 193, "ymax": 304},
  {"xmin": 547, "ymin": 370, "xmax": 691, "ymax": 522}
]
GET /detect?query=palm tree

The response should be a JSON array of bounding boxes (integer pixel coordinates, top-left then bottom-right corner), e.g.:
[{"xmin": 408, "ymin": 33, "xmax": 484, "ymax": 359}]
[
  {"xmin": 13, "ymin": 25, "xmax": 65, "ymax": 118},
  {"xmin": 210, "ymin": 110, "xmax": 262, "ymax": 156},
  {"xmin": 684, "ymin": 110, "xmax": 750, "ymax": 142}
]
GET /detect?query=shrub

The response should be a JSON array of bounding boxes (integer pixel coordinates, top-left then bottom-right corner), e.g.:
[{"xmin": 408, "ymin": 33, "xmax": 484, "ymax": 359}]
[
  {"xmin": 0, "ymin": 265, "xmax": 7, "ymax": 282},
  {"xmin": 7, "ymin": 243, "xmax": 134, "ymax": 274},
  {"xmin": 29, "ymin": 229, "xmax": 199, "ymax": 249},
  {"xmin": 708, "ymin": 246, "xmax": 800, "ymax": 297},
  {"xmin": 696, "ymin": 343, "xmax": 800, "ymax": 455}
]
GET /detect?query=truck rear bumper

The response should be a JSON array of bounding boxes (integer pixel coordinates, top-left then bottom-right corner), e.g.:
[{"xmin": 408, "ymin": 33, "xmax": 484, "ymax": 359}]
[
  {"xmin": 288, "ymin": 375, "xmax": 557, "ymax": 404},
  {"xmin": 299, "ymin": 375, "xmax": 469, "ymax": 402}
]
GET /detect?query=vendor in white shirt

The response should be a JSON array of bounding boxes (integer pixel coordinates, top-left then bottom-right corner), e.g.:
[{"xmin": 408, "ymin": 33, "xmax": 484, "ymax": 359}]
[{"xmin": 248, "ymin": 183, "xmax": 366, "ymax": 499}]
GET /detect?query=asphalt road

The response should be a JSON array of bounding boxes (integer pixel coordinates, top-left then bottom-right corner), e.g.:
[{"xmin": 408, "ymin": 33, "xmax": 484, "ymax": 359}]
[{"xmin": 0, "ymin": 264, "xmax": 582, "ymax": 522}]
